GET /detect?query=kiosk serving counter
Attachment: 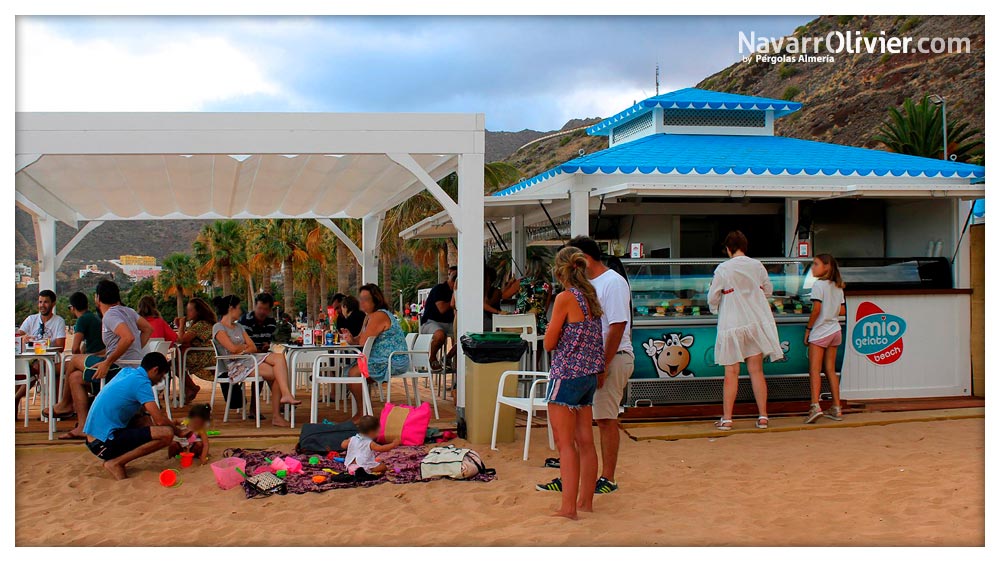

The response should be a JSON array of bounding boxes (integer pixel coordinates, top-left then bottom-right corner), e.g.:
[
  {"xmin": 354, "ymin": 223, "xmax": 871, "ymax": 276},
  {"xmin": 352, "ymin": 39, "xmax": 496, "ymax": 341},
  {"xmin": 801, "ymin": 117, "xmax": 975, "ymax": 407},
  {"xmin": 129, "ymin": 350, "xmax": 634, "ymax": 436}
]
[{"xmin": 622, "ymin": 256, "xmax": 960, "ymax": 406}]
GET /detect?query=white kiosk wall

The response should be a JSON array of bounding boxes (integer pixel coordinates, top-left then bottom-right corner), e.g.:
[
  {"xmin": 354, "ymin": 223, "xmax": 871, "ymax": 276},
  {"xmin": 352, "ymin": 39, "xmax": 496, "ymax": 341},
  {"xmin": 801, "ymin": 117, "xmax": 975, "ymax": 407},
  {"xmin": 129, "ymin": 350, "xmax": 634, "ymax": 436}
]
[{"xmin": 841, "ymin": 292, "xmax": 971, "ymax": 399}]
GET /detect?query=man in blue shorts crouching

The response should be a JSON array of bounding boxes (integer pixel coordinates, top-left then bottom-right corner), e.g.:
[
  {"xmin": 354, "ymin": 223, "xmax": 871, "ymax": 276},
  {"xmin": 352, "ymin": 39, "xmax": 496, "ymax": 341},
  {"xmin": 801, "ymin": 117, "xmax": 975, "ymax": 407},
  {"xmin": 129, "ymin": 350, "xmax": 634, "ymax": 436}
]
[{"xmin": 83, "ymin": 352, "xmax": 177, "ymax": 480}]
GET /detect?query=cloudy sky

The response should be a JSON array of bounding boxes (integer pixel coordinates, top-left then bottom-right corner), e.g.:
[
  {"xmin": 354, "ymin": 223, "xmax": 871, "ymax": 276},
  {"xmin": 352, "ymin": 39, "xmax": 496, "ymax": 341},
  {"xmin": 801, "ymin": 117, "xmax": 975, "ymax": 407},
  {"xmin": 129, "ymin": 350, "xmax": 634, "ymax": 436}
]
[{"xmin": 17, "ymin": 16, "xmax": 813, "ymax": 131}]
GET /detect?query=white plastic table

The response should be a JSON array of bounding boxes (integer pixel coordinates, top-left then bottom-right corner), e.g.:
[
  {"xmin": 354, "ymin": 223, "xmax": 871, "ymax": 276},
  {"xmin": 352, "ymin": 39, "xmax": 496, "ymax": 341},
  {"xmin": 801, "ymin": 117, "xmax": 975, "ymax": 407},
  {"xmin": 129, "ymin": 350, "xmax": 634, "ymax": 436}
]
[
  {"xmin": 18, "ymin": 351, "xmax": 59, "ymax": 440},
  {"xmin": 283, "ymin": 343, "xmax": 361, "ymax": 427}
]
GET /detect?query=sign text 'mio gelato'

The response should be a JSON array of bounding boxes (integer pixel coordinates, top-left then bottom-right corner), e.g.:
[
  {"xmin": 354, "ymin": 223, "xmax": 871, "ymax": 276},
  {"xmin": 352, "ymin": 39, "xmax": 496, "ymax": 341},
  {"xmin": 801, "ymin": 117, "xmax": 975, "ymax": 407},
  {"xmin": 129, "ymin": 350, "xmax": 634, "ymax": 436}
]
[{"xmin": 851, "ymin": 301, "xmax": 907, "ymax": 366}]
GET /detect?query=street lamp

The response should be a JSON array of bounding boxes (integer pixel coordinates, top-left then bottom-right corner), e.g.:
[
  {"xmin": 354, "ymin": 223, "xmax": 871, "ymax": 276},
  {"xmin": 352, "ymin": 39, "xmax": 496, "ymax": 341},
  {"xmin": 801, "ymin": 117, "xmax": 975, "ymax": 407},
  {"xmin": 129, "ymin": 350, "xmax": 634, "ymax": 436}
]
[{"xmin": 929, "ymin": 94, "xmax": 948, "ymax": 161}]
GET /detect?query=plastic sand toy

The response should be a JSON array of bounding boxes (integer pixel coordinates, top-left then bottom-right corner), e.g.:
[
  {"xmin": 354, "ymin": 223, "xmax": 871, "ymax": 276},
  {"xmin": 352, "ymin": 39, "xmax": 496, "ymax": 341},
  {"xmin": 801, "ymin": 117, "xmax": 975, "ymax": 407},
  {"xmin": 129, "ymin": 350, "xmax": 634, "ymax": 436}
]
[
  {"xmin": 312, "ymin": 475, "xmax": 327, "ymax": 484},
  {"xmin": 308, "ymin": 456, "xmax": 320, "ymax": 465},
  {"xmin": 159, "ymin": 469, "xmax": 181, "ymax": 487}
]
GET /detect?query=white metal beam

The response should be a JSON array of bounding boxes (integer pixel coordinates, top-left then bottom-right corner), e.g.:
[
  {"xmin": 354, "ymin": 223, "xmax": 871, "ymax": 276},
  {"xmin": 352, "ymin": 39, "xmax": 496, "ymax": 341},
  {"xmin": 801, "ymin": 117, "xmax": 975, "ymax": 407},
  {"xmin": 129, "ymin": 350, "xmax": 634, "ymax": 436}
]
[
  {"xmin": 31, "ymin": 213, "xmax": 58, "ymax": 291},
  {"xmin": 15, "ymin": 154, "xmax": 41, "ymax": 173},
  {"xmin": 361, "ymin": 212, "xmax": 384, "ymax": 286},
  {"xmin": 316, "ymin": 218, "xmax": 363, "ymax": 265},
  {"xmin": 375, "ymin": 155, "xmax": 456, "ymax": 213},
  {"xmin": 569, "ymin": 186, "xmax": 590, "ymax": 237},
  {"xmin": 55, "ymin": 220, "xmax": 105, "ymax": 270},
  {"xmin": 15, "ymin": 175, "xmax": 78, "ymax": 228},
  {"xmin": 386, "ymin": 153, "xmax": 462, "ymax": 229}
]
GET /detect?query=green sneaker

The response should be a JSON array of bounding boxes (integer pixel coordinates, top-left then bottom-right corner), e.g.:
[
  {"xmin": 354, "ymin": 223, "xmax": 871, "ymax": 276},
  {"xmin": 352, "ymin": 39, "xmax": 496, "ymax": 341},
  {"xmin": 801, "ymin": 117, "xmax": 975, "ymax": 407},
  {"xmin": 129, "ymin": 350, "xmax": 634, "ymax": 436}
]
[
  {"xmin": 535, "ymin": 477, "xmax": 562, "ymax": 492},
  {"xmin": 595, "ymin": 477, "xmax": 618, "ymax": 494}
]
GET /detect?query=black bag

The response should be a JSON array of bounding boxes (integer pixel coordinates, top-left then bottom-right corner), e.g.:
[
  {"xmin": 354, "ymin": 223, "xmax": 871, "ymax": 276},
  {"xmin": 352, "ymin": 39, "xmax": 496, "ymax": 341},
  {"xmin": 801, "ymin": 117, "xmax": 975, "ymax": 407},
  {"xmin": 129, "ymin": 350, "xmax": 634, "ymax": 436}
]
[{"xmin": 295, "ymin": 421, "xmax": 358, "ymax": 454}]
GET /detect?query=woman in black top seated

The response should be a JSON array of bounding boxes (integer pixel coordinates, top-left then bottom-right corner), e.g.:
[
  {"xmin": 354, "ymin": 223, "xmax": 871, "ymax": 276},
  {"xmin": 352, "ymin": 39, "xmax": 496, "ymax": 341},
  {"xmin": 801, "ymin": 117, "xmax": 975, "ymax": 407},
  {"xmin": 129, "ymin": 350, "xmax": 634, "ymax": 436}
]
[{"xmin": 338, "ymin": 295, "xmax": 366, "ymax": 337}]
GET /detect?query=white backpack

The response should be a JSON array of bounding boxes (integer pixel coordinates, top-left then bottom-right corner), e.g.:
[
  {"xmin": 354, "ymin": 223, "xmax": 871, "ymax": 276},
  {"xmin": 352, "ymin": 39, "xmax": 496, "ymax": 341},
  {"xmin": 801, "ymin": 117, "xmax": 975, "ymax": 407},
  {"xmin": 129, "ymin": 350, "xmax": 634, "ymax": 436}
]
[{"xmin": 420, "ymin": 445, "xmax": 494, "ymax": 480}]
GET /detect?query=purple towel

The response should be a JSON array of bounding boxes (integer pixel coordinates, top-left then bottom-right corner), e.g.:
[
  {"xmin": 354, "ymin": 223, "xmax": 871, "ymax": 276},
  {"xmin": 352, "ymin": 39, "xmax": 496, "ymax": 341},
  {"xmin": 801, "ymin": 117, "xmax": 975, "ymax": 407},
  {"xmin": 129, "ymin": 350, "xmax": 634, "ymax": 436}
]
[{"xmin": 224, "ymin": 446, "xmax": 495, "ymax": 499}]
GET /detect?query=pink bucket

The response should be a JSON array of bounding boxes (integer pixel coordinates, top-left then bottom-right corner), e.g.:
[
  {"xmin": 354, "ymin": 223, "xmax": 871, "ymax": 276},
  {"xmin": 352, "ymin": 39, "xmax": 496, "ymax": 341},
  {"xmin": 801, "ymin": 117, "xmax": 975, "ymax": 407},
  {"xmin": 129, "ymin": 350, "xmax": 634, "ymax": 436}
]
[
  {"xmin": 211, "ymin": 458, "xmax": 247, "ymax": 490},
  {"xmin": 283, "ymin": 457, "xmax": 303, "ymax": 474}
]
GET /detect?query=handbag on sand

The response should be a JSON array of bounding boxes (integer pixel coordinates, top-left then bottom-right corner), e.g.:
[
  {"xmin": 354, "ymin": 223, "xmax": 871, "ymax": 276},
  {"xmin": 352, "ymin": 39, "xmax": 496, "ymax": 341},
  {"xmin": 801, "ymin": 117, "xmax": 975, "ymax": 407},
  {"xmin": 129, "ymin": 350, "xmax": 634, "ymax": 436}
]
[{"xmin": 420, "ymin": 445, "xmax": 495, "ymax": 480}]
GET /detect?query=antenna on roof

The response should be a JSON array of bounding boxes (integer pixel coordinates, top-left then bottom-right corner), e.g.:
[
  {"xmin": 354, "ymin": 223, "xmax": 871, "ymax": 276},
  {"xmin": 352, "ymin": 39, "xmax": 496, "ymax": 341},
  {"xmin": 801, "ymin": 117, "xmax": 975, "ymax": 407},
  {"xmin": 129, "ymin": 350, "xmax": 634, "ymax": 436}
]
[{"xmin": 655, "ymin": 62, "xmax": 660, "ymax": 95}]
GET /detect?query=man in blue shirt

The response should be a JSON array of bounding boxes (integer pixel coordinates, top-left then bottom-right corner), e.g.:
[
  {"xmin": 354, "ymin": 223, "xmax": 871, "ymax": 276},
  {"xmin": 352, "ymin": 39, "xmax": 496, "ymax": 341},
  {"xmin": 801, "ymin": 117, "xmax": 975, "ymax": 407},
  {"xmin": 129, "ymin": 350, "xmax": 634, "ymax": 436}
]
[{"xmin": 83, "ymin": 352, "xmax": 177, "ymax": 480}]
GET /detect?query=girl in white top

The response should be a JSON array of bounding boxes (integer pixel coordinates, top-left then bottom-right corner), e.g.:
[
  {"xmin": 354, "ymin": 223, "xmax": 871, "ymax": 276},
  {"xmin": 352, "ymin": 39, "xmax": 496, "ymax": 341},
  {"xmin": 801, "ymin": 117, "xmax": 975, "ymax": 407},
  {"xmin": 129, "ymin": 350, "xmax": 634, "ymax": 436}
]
[
  {"xmin": 708, "ymin": 231, "xmax": 783, "ymax": 430},
  {"xmin": 804, "ymin": 254, "xmax": 847, "ymax": 424},
  {"xmin": 341, "ymin": 415, "xmax": 398, "ymax": 476}
]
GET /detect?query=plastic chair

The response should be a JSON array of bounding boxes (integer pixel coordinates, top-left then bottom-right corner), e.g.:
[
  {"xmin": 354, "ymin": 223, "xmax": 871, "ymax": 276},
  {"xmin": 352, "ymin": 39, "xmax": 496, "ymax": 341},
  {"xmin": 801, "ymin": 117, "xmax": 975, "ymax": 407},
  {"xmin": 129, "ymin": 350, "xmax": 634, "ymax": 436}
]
[
  {"xmin": 491, "ymin": 370, "xmax": 554, "ymax": 461},
  {"xmin": 386, "ymin": 334, "xmax": 439, "ymax": 419},
  {"xmin": 180, "ymin": 345, "xmax": 215, "ymax": 407},
  {"xmin": 15, "ymin": 358, "xmax": 32, "ymax": 427},
  {"xmin": 209, "ymin": 339, "xmax": 264, "ymax": 428},
  {"xmin": 493, "ymin": 313, "xmax": 544, "ymax": 371},
  {"xmin": 309, "ymin": 339, "xmax": 372, "ymax": 423},
  {"xmin": 118, "ymin": 338, "xmax": 174, "ymax": 418}
]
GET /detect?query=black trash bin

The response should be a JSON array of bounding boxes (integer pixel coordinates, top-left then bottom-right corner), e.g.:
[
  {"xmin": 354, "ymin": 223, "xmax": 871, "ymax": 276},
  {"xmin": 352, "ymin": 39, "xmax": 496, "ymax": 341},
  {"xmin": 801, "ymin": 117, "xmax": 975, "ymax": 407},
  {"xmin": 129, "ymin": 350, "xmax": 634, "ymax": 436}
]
[{"xmin": 460, "ymin": 333, "xmax": 528, "ymax": 444}]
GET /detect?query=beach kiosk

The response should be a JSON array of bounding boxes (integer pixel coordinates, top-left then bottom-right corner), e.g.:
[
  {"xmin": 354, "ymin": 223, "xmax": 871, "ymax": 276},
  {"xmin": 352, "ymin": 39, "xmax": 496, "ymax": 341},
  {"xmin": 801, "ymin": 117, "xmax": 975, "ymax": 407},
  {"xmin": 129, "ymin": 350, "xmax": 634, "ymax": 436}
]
[{"xmin": 404, "ymin": 88, "xmax": 985, "ymax": 409}]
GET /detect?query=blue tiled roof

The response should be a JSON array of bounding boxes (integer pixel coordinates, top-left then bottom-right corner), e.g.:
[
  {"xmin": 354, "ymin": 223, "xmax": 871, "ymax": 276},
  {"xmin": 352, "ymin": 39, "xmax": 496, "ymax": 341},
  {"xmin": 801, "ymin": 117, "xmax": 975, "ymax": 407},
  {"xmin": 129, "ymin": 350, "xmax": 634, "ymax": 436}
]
[
  {"xmin": 494, "ymin": 133, "xmax": 985, "ymax": 197},
  {"xmin": 587, "ymin": 88, "xmax": 802, "ymax": 136}
]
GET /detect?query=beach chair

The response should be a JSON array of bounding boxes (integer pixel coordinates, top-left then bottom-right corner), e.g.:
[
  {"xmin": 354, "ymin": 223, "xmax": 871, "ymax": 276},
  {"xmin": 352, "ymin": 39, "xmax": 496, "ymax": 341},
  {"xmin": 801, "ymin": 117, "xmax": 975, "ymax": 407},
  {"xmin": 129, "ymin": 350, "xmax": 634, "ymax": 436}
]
[
  {"xmin": 491, "ymin": 370, "xmax": 554, "ymax": 461},
  {"xmin": 386, "ymin": 334, "xmax": 439, "ymax": 419},
  {"xmin": 180, "ymin": 345, "xmax": 215, "ymax": 407},
  {"xmin": 209, "ymin": 340, "xmax": 264, "ymax": 428},
  {"xmin": 309, "ymin": 339, "xmax": 372, "ymax": 423}
]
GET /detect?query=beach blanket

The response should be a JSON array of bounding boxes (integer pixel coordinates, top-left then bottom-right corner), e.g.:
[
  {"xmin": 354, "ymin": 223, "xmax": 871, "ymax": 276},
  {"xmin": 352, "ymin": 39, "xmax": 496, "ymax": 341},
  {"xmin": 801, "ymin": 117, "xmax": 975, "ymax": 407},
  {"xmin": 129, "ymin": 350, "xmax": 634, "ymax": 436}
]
[{"xmin": 223, "ymin": 446, "xmax": 495, "ymax": 499}]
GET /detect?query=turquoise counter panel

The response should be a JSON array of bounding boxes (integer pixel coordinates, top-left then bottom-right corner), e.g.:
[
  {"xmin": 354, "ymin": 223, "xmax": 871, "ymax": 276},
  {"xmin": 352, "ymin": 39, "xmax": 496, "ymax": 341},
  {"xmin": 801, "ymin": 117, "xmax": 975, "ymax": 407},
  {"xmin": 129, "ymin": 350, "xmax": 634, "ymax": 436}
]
[{"xmin": 631, "ymin": 322, "xmax": 845, "ymax": 379}]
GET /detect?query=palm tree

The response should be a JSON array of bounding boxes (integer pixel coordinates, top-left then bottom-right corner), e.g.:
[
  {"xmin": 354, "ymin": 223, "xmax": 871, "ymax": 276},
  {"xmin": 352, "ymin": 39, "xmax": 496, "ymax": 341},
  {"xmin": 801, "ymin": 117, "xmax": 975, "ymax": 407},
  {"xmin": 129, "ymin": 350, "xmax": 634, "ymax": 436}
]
[
  {"xmin": 271, "ymin": 220, "xmax": 310, "ymax": 318},
  {"xmin": 873, "ymin": 95, "xmax": 984, "ymax": 163},
  {"xmin": 157, "ymin": 253, "xmax": 200, "ymax": 320},
  {"xmin": 332, "ymin": 218, "xmax": 361, "ymax": 294},
  {"xmin": 304, "ymin": 222, "xmax": 335, "ymax": 321},
  {"xmin": 195, "ymin": 220, "xmax": 245, "ymax": 296}
]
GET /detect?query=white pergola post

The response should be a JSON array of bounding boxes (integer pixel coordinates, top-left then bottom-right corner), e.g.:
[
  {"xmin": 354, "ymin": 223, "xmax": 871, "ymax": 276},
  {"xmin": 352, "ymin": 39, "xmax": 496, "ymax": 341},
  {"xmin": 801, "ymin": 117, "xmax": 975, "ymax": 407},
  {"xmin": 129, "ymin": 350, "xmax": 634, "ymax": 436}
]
[
  {"xmin": 954, "ymin": 198, "xmax": 972, "ymax": 288},
  {"xmin": 361, "ymin": 212, "xmax": 384, "ymax": 286},
  {"xmin": 570, "ymin": 186, "xmax": 590, "ymax": 238},
  {"xmin": 510, "ymin": 214, "xmax": 526, "ymax": 277},
  {"xmin": 785, "ymin": 198, "xmax": 800, "ymax": 256},
  {"xmin": 31, "ymin": 213, "xmax": 58, "ymax": 291},
  {"xmin": 454, "ymin": 151, "xmax": 485, "ymax": 410}
]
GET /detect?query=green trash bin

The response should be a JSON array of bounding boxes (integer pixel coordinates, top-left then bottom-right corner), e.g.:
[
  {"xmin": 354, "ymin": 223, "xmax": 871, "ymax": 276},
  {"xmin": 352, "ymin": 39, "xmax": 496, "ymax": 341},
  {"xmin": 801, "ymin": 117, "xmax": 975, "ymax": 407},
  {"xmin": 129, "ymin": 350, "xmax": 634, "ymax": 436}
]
[{"xmin": 460, "ymin": 333, "xmax": 528, "ymax": 445}]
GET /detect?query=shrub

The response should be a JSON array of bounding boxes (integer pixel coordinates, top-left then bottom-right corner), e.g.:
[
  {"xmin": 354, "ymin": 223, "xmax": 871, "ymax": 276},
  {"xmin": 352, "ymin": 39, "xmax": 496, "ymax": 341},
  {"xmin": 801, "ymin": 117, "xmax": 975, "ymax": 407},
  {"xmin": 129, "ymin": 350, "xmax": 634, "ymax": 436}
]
[
  {"xmin": 900, "ymin": 17, "xmax": 922, "ymax": 33},
  {"xmin": 782, "ymin": 86, "xmax": 802, "ymax": 101},
  {"xmin": 778, "ymin": 63, "xmax": 798, "ymax": 79}
]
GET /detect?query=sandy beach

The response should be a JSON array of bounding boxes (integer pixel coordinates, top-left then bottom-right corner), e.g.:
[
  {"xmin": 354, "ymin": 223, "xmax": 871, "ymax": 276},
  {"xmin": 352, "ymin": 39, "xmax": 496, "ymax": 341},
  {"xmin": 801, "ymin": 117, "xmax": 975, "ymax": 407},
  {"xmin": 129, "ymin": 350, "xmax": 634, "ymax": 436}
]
[{"xmin": 15, "ymin": 417, "xmax": 983, "ymax": 547}]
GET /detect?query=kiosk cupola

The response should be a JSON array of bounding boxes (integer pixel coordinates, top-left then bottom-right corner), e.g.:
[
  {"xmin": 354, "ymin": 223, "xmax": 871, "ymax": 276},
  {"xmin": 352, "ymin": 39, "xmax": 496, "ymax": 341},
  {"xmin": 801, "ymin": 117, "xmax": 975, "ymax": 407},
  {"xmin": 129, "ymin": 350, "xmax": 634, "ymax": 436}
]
[{"xmin": 587, "ymin": 87, "xmax": 803, "ymax": 147}]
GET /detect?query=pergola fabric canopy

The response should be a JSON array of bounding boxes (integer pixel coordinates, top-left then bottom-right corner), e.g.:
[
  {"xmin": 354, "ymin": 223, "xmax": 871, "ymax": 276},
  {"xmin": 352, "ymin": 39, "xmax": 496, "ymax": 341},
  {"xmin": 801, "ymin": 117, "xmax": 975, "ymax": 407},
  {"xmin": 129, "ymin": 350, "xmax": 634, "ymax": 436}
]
[{"xmin": 17, "ymin": 152, "xmax": 457, "ymax": 222}]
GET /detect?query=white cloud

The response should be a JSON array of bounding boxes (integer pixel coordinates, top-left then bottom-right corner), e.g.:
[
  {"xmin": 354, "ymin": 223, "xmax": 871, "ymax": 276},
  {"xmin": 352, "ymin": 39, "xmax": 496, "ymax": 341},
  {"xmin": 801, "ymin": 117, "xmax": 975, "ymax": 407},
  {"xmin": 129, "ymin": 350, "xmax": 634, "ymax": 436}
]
[{"xmin": 16, "ymin": 20, "xmax": 286, "ymax": 111}]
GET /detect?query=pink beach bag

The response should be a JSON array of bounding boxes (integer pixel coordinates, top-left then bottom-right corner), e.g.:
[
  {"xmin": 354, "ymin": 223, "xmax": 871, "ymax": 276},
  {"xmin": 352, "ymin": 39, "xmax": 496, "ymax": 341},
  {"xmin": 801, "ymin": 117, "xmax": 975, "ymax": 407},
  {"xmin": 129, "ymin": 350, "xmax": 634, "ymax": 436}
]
[{"xmin": 378, "ymin": 402, "xmax": 431, "ymax": 446}]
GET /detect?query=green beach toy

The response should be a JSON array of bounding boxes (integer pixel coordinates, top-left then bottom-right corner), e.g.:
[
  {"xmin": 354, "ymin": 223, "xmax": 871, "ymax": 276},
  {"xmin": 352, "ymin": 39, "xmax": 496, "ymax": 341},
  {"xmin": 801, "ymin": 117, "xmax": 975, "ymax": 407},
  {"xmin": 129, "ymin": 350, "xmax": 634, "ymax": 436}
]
[
  {"xmin": 207, "ymin": 430, "xmax": 221, "ymax": 436},
  {"xmin": 309, "ymin": 456, "xmax": 319, "ymax": 465},
  {"xmin": 276, "ymin": 469, "xmax": 288, "ymax": 479}
]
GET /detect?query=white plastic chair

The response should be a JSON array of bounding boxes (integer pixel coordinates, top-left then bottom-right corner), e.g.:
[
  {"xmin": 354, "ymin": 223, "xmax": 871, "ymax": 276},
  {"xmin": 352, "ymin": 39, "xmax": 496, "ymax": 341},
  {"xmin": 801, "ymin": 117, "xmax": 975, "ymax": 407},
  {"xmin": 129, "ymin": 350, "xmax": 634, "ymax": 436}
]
[
  {"xmin": 387, "ymin": 334, "xmax": 439, "ymax": 419},
  {"xmin": 404, "ymin": 332, "xmax": 417, "ymax": 350},
  {"xmin": 180, "ymin": 345, "xmax": 215, "ymax": 407},
  {"xmin": 309, "ymin": 339, "xmax": 372, "ymax": 423},
  {"xmin": 491, "ymin": 370, "xmax": 554, "ymax": 461},
  {"xmin": 209, "ymin": 339, "xmax": 264, "ymax": 428},
  {"xmin": 15, "ymin": 358, "xmax": 32, "ymax": 427},
  {"xmin": 118, "ymin": 338, "xmax": 174, "ymax": 419},
  {"xmin": 493, "ymin": 313, "xmax": 545, "ymax": 371}
]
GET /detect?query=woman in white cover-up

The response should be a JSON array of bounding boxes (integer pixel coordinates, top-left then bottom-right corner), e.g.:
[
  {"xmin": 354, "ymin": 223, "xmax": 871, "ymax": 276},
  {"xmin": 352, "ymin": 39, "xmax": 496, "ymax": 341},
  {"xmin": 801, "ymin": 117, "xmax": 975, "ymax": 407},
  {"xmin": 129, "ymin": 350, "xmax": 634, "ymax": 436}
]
[{"xmin": 708, "ymin": 231, "xmax": 783, "ymax": 431}]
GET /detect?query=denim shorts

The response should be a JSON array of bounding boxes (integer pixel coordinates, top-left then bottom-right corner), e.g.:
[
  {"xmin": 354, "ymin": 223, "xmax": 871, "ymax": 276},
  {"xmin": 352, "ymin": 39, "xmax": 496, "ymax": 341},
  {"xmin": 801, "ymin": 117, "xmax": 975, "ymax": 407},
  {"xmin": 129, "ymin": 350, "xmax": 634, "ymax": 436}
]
[{"xmin": 545, "ymin": 375, "xmax": 598, "ymax": 409}]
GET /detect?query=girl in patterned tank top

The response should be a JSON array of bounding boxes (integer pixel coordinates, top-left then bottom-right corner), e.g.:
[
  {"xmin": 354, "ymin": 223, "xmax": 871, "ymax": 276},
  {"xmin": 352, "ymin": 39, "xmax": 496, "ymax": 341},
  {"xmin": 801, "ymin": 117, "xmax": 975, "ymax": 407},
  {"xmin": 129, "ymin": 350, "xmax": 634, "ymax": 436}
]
[{"xmin": 537, "ymin": 247, "xmax": 605, "ymax": 519}]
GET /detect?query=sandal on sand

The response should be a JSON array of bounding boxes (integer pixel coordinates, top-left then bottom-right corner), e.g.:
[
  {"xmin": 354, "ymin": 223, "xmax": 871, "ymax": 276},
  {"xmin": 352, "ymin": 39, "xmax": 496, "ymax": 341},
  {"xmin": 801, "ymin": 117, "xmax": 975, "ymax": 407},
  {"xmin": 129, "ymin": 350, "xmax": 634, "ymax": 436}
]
[
  {"xmin": 715, "ymin": 418, "xmax": 733, "ymax": 431},
  {"xmin": 755, "ymin": 416, "xmax": 769, "ymax": 429}
]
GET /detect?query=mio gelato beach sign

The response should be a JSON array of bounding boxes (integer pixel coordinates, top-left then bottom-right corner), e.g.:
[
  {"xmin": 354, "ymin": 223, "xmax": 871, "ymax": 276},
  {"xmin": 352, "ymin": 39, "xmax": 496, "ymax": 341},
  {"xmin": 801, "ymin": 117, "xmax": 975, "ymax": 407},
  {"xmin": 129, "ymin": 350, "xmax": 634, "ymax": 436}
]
[{"xmin": 852, "ymin": 301, "xmax": 907, "ymax": 365}]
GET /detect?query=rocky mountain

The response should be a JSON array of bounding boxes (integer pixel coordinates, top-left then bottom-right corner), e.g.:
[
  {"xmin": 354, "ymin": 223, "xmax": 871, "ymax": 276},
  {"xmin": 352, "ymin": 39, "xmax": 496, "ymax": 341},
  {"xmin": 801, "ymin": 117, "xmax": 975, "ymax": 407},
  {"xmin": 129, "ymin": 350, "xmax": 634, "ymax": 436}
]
[{"xmin": 698, "ymin": 15, "xmax": 984, "ymax": 152}]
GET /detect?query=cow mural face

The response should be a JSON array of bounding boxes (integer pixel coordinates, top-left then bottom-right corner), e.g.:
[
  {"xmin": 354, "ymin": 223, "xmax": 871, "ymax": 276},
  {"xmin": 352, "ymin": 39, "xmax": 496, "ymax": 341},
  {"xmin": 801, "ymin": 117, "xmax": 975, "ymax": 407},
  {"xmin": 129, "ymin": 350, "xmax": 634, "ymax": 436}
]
[{"xmin": 642, "ymin": 333, "xmax": 695, "ymax": 378}]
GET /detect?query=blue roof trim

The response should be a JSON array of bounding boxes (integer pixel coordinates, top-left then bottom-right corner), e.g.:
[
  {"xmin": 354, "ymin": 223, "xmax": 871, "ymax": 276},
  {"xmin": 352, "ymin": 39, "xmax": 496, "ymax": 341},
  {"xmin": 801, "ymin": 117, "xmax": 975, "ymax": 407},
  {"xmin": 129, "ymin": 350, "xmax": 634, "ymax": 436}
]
[
  {"xmin": 493, "ymin": 133, "xmax": 985, "ymax": 197},
  {"xmin": 587, "ymin": 88, "xmax": 803, "ymax": 136}
]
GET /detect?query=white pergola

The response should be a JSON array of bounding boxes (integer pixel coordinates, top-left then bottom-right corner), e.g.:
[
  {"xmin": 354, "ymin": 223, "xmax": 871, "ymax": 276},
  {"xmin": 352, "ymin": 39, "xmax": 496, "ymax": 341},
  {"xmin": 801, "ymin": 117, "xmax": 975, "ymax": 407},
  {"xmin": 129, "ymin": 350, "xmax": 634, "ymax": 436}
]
[{"xmin": 15, "ymin": 111, "xmax": 487, "ymax": 408}]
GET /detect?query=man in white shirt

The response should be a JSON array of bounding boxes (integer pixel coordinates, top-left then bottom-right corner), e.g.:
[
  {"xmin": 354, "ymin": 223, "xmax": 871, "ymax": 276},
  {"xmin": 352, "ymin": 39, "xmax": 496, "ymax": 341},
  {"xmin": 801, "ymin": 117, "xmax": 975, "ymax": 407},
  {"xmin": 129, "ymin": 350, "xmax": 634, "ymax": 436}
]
[
  {"xmin": 17, "ymin": 289, "xmax": 67, "ymax": 350},
  {"xmin": 16, "ymin": 290, "xmax": 67, "ymax": 411},
  {"xmin": 569, "ymin": 236, "xmax": 634, "ymax": 495}
]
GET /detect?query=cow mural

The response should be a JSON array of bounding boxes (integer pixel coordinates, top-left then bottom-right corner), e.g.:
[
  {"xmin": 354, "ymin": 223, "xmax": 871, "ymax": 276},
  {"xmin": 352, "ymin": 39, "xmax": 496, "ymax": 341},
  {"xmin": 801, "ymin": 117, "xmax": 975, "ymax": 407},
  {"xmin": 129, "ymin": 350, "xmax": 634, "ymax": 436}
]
[{"xmin": 642, "ymin": 333, "xmax": 696, "ymax": 378}]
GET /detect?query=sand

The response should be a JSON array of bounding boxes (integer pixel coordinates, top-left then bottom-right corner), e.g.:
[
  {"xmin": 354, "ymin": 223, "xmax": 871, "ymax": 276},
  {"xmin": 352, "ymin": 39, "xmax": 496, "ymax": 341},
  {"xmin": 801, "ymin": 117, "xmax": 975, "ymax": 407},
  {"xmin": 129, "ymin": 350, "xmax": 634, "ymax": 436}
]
[{"xmin": 14, "ymin": 417, "xmax": 983, "ymax": 546}]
